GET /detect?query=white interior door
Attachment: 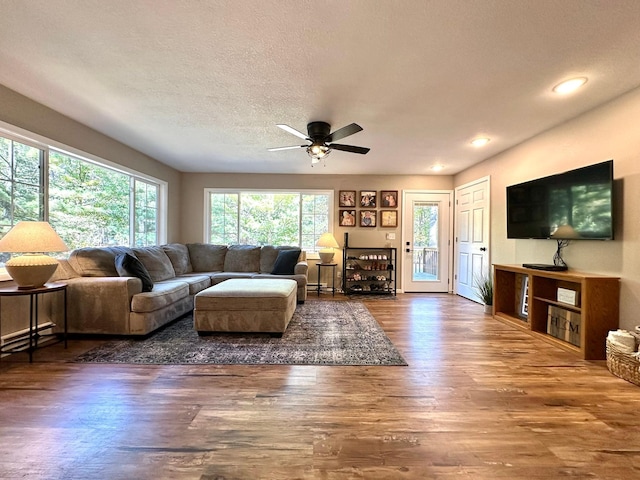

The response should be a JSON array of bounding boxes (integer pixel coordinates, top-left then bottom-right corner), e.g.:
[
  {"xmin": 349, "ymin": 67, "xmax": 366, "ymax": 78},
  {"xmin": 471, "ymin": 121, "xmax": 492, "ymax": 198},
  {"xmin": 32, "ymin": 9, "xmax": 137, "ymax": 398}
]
[
  {"xmin": 455, "ymin": 176, "xmax": 490, "ymax": 302},
  {"xmin": 402, "ymin": 191, "xmax": 452, "ymax": 292}
]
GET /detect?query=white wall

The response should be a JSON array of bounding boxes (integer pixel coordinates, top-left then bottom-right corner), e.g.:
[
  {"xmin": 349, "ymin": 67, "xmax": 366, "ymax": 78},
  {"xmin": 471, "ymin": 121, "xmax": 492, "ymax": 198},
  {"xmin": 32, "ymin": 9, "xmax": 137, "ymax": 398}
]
[{"xmin": 455, "ymin": 85, "xmax": 640, "ymax": 330}]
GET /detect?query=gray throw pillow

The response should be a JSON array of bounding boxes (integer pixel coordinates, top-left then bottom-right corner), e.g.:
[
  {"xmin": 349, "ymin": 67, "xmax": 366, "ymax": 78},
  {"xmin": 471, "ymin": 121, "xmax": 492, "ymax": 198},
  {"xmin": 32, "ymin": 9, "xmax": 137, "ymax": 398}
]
[
  {"xmin": 115, "ymin": 253, "xmax": 154, "ymax": 292},
  {"xmin": 271, "ymin": 249, "xmax": 301, "ymax": 275}
]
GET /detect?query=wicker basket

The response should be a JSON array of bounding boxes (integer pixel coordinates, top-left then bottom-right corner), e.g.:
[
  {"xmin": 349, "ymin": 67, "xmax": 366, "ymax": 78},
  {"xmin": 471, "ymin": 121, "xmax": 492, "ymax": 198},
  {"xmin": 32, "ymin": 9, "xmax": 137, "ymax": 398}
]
[{"xmin": 606, "ymin": 337, "xmax": 640, "ymax": 386}]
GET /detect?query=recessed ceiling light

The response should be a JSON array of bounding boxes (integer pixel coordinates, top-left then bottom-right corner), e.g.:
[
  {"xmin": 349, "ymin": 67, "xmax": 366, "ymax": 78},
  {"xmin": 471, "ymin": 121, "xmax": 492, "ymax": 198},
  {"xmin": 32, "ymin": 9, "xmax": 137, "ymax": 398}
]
[
  {"xmin": 430, "ymin": 164, "xmax": 444, "ymax": 172},
  {"xmin": 470, "ymin": 137, "xmax": 490, "ymax": 147},
  {"xmin": 553, "ymin": 77, "xmax": 588, "ymax": 95}
]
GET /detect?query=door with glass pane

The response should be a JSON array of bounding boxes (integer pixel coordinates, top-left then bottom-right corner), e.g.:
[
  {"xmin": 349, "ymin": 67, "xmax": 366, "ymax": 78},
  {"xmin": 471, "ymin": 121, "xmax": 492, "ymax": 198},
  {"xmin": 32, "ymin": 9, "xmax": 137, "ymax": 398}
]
[{"xmin": 402, "ymin": 192, "xmax": 452, "ymax": 292}]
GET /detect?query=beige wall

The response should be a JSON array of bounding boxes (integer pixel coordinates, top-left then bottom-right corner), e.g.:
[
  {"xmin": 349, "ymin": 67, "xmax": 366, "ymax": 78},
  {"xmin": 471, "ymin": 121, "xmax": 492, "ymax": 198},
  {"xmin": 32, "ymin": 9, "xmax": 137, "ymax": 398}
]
[
  {"xmin": 455, "ymin": 85, "xmax": 640, "ymax": 330},
  {"xmin": 180, "ymin": 172, "xmax": 454, "ymax": 289},
  {"xmin": 0, "ymin": 85, "xmax": 183, "ymax": 242}
]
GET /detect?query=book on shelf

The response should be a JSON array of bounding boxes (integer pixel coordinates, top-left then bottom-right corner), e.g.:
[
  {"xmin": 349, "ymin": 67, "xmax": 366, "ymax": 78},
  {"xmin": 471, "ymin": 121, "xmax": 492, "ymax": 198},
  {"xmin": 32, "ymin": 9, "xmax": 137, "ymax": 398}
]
[{"xmin": 547, "ymin": 305, "xmax": 581, "ymax": 347}]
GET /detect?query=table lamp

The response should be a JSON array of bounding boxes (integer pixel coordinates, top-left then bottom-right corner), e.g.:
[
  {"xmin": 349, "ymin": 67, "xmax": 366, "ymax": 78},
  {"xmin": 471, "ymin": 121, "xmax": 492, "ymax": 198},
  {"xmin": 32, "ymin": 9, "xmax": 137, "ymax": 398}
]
[
  {"xmin": 0, "ymin": 221, "xmax": 69, "ymax": 289},
  {"xmin": 316, "ymin": 232, "xmax": 339, "ymax": 264}
]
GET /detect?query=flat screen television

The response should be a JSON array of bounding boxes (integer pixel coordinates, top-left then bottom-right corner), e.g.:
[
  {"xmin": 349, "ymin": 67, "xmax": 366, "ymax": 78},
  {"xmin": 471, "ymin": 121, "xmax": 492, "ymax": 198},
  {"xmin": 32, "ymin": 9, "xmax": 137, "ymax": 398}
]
[{"xmin": 506, "ymin": 160, "xmax": 613, "ymax": 240}]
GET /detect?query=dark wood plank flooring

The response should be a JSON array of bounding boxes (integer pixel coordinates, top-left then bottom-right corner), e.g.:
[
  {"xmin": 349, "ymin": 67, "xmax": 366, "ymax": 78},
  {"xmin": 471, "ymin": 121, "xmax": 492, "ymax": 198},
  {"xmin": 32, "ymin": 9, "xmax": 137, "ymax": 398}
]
[{"xmin": 0, "ymin": 293, "xmax": 638, "ymax": 479}]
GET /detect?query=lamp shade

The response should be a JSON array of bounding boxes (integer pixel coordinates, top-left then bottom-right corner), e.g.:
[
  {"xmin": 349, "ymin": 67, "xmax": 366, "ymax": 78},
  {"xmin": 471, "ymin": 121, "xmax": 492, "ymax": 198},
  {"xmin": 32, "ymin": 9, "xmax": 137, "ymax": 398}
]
[
  {"xmin": 0, "ymin": 221, "xmax": 68, "ymax": 289},
  {"xmin": 316, "ymin": 232, "xmax": 339, "ymax": 264},
  {"xmin": 0, "ymin": 221, "xmax": 69, "ymax": 253},
  {"xmin": 316, "ymin": 232, "xmax": 339, "ymax": 249},
  {"xmin": 551, "ymin": 224, "xmax": 581, "ymax": 239}
]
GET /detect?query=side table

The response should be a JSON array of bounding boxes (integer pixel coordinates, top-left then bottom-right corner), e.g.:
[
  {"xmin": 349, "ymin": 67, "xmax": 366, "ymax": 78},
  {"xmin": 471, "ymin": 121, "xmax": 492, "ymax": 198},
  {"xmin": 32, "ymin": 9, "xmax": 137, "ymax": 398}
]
[
  {"xmin": 316, "ymin": 263, "xmax": 337, "ymax": 297},
  {"xmin": 0, "ymin": 282, "xmax": 68, "ymax": 363}
]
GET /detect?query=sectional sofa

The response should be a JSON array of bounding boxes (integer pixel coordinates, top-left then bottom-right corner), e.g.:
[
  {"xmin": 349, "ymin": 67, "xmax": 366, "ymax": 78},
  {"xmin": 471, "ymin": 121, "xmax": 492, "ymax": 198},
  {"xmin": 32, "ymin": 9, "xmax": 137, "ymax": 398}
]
[{"xmin": 52, "ymin": 243, "xmax": 308, "ymax": 335}]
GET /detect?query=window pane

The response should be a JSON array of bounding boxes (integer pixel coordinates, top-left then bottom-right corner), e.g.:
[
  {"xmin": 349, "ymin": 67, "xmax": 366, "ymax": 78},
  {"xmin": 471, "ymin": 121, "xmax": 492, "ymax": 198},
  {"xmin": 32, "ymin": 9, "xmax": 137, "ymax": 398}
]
[
  {"xmin": 239, "ymin": 193, "xmax": 299, "ymax": 245},
  {"xmin": 13, "ymin": 183, "xmax": 40, "ymax": 222},
  {"xmin": 13, "ymin": 142, "xmax": 41, "ymax": 185},
  {"xmin": 210, "ymin": 193, "xmax": 239, "ymax": 244},
  {"xmin": 0, "ymin": 136, "xmax": 45, "ymax": 266},
  {"xmin": 49, "ymin": 151, "xmax": 130, "ymax": 249},
  {"xmin": 134, "ymin": 179, "xmax": 159, "ymax": 246},
  {"xmin": 208, "ymin": 190, "xmax": 330, "ymax": 252},
  {"xmin": 0, "ymin": 138, "xmax": 11, "ymax": 182}
]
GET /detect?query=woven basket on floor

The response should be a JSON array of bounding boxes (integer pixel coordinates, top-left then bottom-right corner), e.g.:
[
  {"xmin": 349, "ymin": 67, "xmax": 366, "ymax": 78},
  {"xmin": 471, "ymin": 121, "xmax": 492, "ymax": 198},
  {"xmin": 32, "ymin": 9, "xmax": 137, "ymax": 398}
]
[{"xmin": 606, "ymin": 338, "xmax": 640, "ymax": 386}]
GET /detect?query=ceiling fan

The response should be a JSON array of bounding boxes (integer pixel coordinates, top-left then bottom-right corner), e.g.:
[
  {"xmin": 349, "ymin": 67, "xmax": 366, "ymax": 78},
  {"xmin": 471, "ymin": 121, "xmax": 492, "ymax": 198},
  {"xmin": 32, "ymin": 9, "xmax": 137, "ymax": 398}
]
[{"xmin": 268, "ymin": 121, "xmax": 370, "ymax": 165}]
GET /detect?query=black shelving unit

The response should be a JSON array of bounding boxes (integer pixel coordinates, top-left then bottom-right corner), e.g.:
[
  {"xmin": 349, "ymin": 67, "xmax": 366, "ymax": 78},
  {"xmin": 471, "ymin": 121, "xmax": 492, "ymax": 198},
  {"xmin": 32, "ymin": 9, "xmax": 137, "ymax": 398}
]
[{"xmin": 342, "ymin": 233, "xmax": 396, "ymax": 296}]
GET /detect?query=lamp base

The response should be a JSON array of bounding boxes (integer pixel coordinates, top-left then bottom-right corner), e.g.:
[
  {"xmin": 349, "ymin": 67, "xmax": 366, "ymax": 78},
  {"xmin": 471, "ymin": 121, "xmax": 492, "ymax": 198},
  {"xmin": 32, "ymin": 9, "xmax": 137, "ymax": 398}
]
[
  {"xmin": 318, "ymin": 251, "xmax": 335, "ymax": 264},
  {"xmin": 5, "ymin": 254, "xmax": 59, "ymax": 289}
]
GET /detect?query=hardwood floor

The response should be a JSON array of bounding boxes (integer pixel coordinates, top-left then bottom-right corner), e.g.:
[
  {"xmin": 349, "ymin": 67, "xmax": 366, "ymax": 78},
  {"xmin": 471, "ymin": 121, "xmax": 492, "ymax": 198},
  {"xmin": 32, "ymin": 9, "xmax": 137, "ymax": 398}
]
[{"xmin": 0, "ymin": 293, "xmax": 638, "ymax": 480}]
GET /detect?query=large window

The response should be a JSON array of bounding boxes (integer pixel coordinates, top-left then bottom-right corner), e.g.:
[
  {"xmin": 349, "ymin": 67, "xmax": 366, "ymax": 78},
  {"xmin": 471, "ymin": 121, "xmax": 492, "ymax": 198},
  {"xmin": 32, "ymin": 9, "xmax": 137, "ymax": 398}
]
[
  {"xmin": 0, "ymin": 127, "xmax": 164, "ymax": 260},
  {"xmin": 48, "ymin": 150, "xmax": 160, "ymax": 250},
  {"xmin": 207, "ymin": 190, "xmax": 332, "ymax": 252}
]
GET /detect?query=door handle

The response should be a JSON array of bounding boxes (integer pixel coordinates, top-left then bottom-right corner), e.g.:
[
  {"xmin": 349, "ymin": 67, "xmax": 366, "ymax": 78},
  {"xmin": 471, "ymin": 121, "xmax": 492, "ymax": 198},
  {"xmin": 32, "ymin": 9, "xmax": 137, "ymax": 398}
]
[
  {"xmin": 480, "ymin": 247, "xmax": 487, "ymax": 251},
  {"xmin": 405, "ymin": 248, "xmax": 411, "ymax": 253}
]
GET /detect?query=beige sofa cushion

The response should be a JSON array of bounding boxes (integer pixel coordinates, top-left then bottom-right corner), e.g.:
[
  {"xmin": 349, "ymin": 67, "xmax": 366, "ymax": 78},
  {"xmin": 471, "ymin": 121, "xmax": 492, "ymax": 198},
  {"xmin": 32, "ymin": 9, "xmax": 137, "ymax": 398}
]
[
  {"xmin": 68, "ymin": 246, "xmax": 132, "ymax": 277},
  {"xmin": 132, "ymin": 246, "xmax": 176, "ymax": 282},
  {"xmin": 187, "ymin": 243, "xmax": 227, "ymax": 272},
  {"xmin": 170, "ymin": 274, "xmax": 211, "ymax": 295},
  {"xmin": 162, "ymin": 243, "xmax": 193, "ymax": 275},
  {"xmin": 131, "ymin": 281, "xmax": 189, "ymax": 313},
  {"xmin": 224, "ymin": 245, "xmax": 260, "ymax": 272}
]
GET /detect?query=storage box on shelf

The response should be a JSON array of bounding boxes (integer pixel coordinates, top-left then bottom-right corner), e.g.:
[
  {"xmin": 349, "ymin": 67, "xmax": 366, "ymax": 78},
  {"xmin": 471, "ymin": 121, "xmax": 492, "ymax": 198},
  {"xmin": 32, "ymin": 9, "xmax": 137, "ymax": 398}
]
[{"xmin": 493, "ymin": 264, "xmax": 619, "ymax": 360}]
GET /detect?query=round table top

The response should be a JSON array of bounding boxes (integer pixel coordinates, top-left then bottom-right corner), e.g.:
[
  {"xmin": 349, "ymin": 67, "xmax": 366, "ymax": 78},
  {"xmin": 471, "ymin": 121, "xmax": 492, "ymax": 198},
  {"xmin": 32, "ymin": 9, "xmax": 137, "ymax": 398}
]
[{"xmin": 0, "ymin": 282, "xmax": 67, "ymax": 295}]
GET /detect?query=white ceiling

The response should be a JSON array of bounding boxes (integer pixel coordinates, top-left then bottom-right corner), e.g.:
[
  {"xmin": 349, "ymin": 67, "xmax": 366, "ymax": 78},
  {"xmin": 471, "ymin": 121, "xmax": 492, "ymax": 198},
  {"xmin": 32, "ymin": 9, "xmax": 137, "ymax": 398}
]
[{"xmin": 1, "ymin": 0, "xmax": 640, "ymax": 175}]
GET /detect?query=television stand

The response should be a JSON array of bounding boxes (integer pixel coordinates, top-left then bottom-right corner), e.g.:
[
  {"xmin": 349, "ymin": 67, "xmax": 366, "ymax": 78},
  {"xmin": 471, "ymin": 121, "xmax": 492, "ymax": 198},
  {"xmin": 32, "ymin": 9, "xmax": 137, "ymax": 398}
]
[
  {"xmin": 493, "ymin": 264, "xmax": 619, "ymax": 359},
  {"xmin": 522, "ymin": 263, "xmax": 568, "ymax": 272}
]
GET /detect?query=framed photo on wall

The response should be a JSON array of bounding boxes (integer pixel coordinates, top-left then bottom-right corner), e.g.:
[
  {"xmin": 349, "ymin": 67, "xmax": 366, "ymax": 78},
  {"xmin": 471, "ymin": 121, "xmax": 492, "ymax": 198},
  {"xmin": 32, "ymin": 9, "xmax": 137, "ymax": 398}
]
[
  {"xmin": 359, "ymin": 190, "xmax": 377, "ymax": 208},
  {"xmin": 380, "ymin": 190, "xmax": 398, "ymax": 208},
  {"xmin": 359, "ymin": 210, "xmax": 376, "ymax": 227},
  {"xmin": 339, "ymin": 190, "xmax": 357, "ymax": 207},
  {"xmin": 380, "ymin": 210, "xmax": 397, "ymax": 228},
  {"xmin": 339, "ymin": 210, "xmax": 356, "ymax": 227}
]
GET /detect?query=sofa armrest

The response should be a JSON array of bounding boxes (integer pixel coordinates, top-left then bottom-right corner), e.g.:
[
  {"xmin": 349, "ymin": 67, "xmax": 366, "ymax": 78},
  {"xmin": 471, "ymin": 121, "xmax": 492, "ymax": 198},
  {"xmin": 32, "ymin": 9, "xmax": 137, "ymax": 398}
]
[
  {"xmin": 65, "ymin": 276, "xmax": 143, "ymax": 334},
  {"xmin": 294, "ymin": 261, "xmax": 308, "ymax": 276}
]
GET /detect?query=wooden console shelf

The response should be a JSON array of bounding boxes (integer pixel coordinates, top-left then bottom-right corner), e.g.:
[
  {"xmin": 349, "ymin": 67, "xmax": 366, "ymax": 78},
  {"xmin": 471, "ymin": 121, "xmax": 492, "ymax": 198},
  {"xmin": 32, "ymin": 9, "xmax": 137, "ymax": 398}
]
[{"xmin": 493, "ymin": 264, "xmax": 619, "ymax": 360}]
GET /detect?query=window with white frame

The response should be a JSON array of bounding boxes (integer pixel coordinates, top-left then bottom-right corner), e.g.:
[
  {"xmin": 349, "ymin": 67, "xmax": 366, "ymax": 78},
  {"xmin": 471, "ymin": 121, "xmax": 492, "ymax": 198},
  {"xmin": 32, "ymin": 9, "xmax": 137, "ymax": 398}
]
[
  {"xmin": 0, "ymin": 127, "xmax": 165, "ymax": 263},
  {"xmin": 207, "ymin": 190, "xmax": 332, "ymax": 253},
  {"xmin": 48, "ymin": 150, "xmax": 161, "ymax": 250}
]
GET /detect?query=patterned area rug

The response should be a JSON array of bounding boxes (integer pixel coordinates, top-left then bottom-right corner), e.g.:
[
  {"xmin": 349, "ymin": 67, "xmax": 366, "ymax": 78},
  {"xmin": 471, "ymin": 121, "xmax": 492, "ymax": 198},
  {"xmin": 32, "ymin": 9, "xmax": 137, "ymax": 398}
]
[{"xmin": 75, "ymin": 301, "xmax": 407, "ymax": 366}]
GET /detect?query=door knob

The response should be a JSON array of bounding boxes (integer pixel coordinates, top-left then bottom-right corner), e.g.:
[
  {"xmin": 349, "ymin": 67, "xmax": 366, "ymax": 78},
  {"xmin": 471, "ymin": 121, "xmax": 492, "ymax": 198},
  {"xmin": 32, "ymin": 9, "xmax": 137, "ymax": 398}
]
[{"xmin": 480, "ymin": 247, "xmax": 487, "ymax": 251}]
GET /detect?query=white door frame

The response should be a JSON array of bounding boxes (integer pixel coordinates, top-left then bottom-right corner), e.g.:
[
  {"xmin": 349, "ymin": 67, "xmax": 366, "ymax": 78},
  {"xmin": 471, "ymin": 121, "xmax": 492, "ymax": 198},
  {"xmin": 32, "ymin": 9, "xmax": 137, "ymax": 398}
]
[{"xmin": 401, "ymin": 189, "xmax": 454, "ymax": 293}]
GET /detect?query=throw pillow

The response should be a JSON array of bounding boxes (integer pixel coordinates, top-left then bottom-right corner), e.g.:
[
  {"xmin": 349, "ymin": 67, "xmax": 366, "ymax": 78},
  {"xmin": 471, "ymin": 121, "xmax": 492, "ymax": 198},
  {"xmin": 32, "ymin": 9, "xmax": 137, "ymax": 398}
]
[
  {"xmin": 115, "ymin": 253, "xmax": 154, "ymax": 292},
  {"xmin": 271, "ymin": 249, "xmax": 301, "ymax": 275}
]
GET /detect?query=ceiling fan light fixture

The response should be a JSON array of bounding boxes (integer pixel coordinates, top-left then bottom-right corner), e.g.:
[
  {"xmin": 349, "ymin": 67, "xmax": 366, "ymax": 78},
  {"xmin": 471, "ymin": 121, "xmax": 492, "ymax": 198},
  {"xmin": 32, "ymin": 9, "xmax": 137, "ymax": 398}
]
[{"xmin": 307, "ymin": 144, "xmax": 330, "ymax": 162}]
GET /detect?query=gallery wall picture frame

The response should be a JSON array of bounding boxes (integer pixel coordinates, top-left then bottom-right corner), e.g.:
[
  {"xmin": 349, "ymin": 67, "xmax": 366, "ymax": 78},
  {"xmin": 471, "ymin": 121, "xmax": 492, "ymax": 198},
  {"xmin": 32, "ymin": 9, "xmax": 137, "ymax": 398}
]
[
  {"xmin": 339, "ymin": 210, "xmax": 357, "ymax": 227},
  {"xmin": 359, "ymin": 190, "xmax": 377, "ymax": 208},
  {"xmin": 380, "ymin": 190, "xmax": 398, "ymax": 208},
  {"xmin": 339, "ymin": 190, "xmax": 357, "ymax": 207},
  {"xmin": 380, "ymin": 210, "xmax": 398, "ymax": 228},
  {"xmin": 359, "ymin": 210, "xmax": 377, "ymax": 227}
]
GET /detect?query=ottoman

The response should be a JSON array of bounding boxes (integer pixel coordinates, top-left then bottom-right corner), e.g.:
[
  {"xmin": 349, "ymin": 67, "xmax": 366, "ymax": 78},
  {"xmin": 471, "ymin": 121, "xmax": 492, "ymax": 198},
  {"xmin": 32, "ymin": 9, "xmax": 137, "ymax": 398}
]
[{"xmin": 194, "ymin": 278, "xmax": 297, "ymax": 336}]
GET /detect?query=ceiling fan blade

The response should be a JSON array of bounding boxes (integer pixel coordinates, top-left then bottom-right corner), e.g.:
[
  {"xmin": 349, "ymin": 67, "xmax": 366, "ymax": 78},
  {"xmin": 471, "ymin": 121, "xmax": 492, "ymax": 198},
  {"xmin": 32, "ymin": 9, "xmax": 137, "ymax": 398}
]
[
  {"xmin": 268, "ymin": 145, "xmax": 307, "ymax": 151},
  {"xmin": 325, "ymin": 123, "xmax": 363, "ymax": 143},
  {"xmin": 329, "ymin": 143, "xmax": 370, "ymax": 154},
  {"xmin": 276, "ymin": 124, "xmax": 309, "ymax": 141}
]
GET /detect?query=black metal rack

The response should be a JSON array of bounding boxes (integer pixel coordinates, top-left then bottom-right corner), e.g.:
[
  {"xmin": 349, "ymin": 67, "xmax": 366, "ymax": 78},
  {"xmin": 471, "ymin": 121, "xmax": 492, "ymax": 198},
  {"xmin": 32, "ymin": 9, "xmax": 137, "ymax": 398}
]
[{"xmin": 342, "ymin": 233, "xmax": 396, "ymax": 296}]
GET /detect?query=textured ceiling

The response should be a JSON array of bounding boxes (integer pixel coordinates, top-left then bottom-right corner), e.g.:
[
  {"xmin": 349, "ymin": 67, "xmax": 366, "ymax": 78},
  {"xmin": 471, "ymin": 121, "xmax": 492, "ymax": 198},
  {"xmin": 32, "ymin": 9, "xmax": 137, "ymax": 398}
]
[{"xmin": 1, "ymin": 0, "xmax": 640, "ymax": 175}]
